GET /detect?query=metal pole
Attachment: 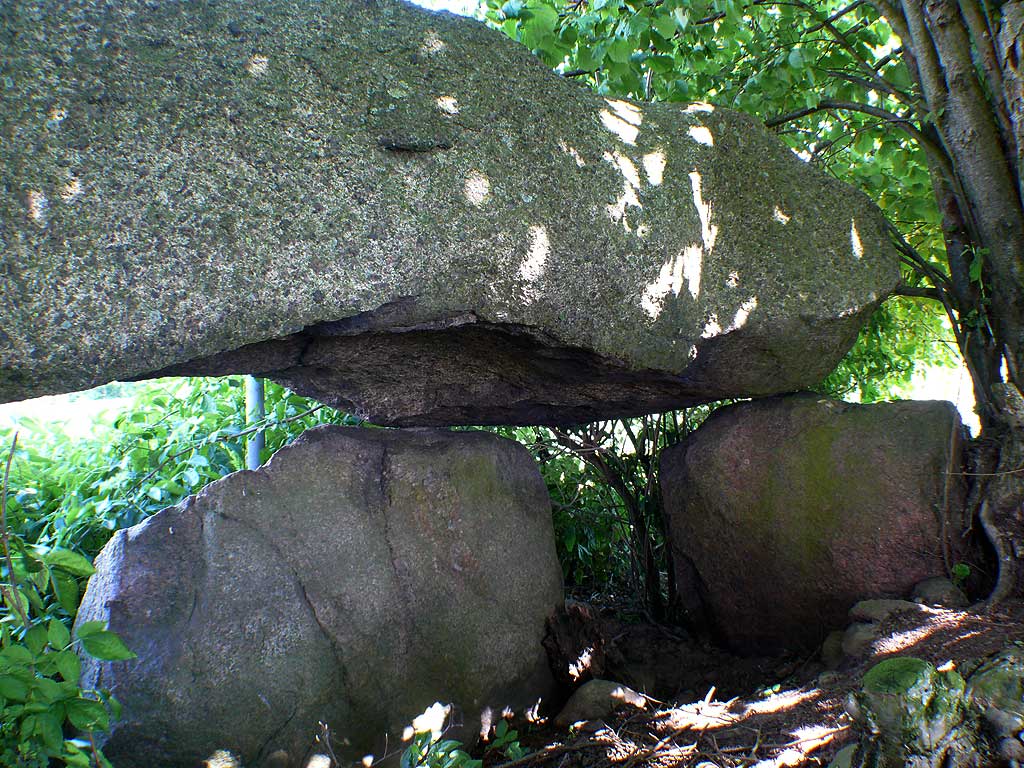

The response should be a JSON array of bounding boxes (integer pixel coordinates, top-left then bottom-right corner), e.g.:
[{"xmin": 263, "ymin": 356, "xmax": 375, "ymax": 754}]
[{"xmin": 245, "ymin": 376, "xmax": 265, "ymax": 470}]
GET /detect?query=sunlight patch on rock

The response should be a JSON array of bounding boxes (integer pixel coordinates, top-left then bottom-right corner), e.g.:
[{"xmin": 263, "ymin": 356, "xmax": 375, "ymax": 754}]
[
  {"xmin": 599, "ymin": 100, "xmax": 642, "ymax": 145},
  {"xmin": 642, "ymin": 150, "xmax": 666, "ymax": 185},
  {"xmin": 435, "ymin": 95, "xmax": 459, "ymax": 114},
  {"xmin": 27, "ymin": 190, "xmax": 48, "ymax": 224},
  {"xmin": 464, "ymin": 171, "xmax": 490, "ymax": 206},
  {"xmin": 245, "ymin": 55, "xmax": 269, "ymax": 77},
  {"xmin": 641, "ymin": 244, "xmax": 703, "ymax": 319},
  {"xmin": 558, "ymin": 140, "xmax": 586, "ymax": 166},
  {"xmin": 689, "ymin": 171, "xmax": 717, "ymax": 252},
  {"xmin": 850, "ymin": 219, "xmax": 864, "ymax": 259},
  {"xmin": 60, "ymin": 176, "xmax": 82, "ymax": 203},
  {"xmin": 688, "ymin": 125, "xmax": 714, "ymax": 146},
  {"xmin": 421, "ymin": 29, "xmax": 447, "ymax": 55},
  {"xmin": 603, "ymin": 151, "xmax": 642, "ymax": 231},
  {"xmin": 520, "ymin": 225, "xmax": 550, "ymax": 284}
]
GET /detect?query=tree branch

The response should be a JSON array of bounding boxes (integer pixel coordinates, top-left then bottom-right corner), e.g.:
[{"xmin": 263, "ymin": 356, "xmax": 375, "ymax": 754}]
[
  {"xmin": 765, "ymin": 98, "xmax": 931, "ymax": 144},
  {"xmin": 893, "ymin": 284, "xmax": 944, "ymax": 300},
  {"xmin": 958, "ymin": 0, "xmax": 1015, "ymax": 150}
]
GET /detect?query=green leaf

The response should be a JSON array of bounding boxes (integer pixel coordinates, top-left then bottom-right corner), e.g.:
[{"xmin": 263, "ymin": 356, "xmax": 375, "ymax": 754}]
[
  {"xmin": 54, "ymin": 650, "xmax": 81, "ymax": 684},
  {"xmin": 526, "ymin": 2, "xmax": 558, "ymax": 34},
  {"xmin": 80, "ymin": 631, "xmax": 136, "ymax": 661},
  {"xmin": 0, "ymin": 644, "xmax": 34, "ymax": 667},
  {"xmin": 43, "ymin": 548, "xmax": 95, "ymax": 578},
  {"xmin": 500, "ymin": 0, "xmax": 525, "ymax": 18},
  {"xmin": 74, "ymin": 621, "xmax": 106, "ymax": 639},
  {"xmin": 607, "ymin": 38, "xmax": 633, "ymax": 64},
  {"xmin": 32, "ymin": 676, "xmax": 63, "ymax": 702},
  {"xmin": 3, "ymin": 588, "xmax": 30, "ymax": 619},
  {"xmin": 24, "ymin": 625, "xmax": 48, "ymax": 655},
  {"xmin": 48, "ymin": 619, "xmax": 71, "ymax": 651},
  {"xmin": 0, "ymin": 674, "xmax": 28, "ymax": 701},
  {"xmin": 52, "ymin": 570, "xmax": 80, "ymax": 615},
  {"xmin": 969, "ymin": 249, "xmax": 984, "ymax": 283},
  {"xmin": 33, "ymin": 710, "xmax": 64, "ymax": 753},
  {"xmin": 788, "ymin": 47, "xmax": 803, "ymax": 69},
  {"xmin": 67, "ymin": 698, "xmax": 110, "ymax": 732},
  {"xmin": 652, "ymin": 12, "xmax": 676, "ymax": 39}
]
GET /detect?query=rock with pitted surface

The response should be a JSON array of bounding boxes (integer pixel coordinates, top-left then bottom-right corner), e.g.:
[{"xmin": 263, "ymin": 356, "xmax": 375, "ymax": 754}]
[
  {"xmin": 75, "ymin": 426, "xmax": 562, "ymax": 767},
  {"xmin": 661, "ymin": 394, "xmax": 969, "ymax": 655},
  {"xmin": 1, "ymin": 0, "xmax": 897, "ymax": 424}
]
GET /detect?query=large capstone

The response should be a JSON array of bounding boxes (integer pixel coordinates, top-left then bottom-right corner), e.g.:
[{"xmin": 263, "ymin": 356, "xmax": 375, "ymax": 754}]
[
  {"xmin": 75, "ymin": 426, "xmax": 563, "ymax": 767},
  {"xmin": 660, "ymin": 394, "xmax": 968, "ymax": 655},
  {"xmin": 1, "ymin": 0, "xmax": 898, "ymax": 425}
]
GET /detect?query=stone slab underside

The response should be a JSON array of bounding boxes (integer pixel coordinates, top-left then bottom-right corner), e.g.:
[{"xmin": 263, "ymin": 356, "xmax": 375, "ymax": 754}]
[{"xmin": 0, "ymin": 0, "xmax": 899, "ymax": 424}]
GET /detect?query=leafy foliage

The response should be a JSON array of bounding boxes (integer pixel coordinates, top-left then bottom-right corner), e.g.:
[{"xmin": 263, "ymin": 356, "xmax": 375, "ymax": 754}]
[
  {"xmin": 0, "ymin": 439, "xmax": 131, "ymax": 767},
  {"xmin": 1, "ymin": 378, "xmax": 356, "ymax": 565},
  {"xmin": 0, "ymin": 379, "xmax": 353, "ymax": 765},
  {"xmin": 494, "ymin": 407, "xmax": 718, "ymax": 618}
]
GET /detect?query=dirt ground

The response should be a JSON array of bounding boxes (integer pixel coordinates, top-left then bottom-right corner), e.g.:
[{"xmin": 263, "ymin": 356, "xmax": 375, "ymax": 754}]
[{"xmin": 479, "ymin": 599, "xmax": 1024, "ymax": 768}]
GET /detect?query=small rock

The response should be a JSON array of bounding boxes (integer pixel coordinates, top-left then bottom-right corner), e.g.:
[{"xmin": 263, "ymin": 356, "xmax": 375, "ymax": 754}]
[
  {"xmin": 826, "ymin": 743, "xmax": 858, "ymax": 768},
  {"xmin": 264, "ymin": 750, "xmax": 290, "ymax": 768},
  {"xmin": 849, "ymin": 598, "xmax": 921, "ymax": 624},
  {"xmin": 967, "ymin": 645, "xmax": 1024, "ymax": 738},
  {"xmin": 554, "ymin": 679, "xmax": 646, "ymax": 727},
  {"xmin": 822, "ymin": 630, "xmax": 845, "ymax": 669},
  {"xmin": 912, "ymin": 576, "xmax": 969, "ymax": 608},
  {"xmin": 999, "ymin": 737, "xmax": 1024, "ymax": 762},
  {"xmin": 854, "ymin": 657, "xmax": 967, "ymax": 756},
  {"xmin": 841, "ymin": 622, "xmax": 878, "ymax": 659},
  {"xmin": 982, "ymin": 706, "xmax": 1024, "ymax": 740}
]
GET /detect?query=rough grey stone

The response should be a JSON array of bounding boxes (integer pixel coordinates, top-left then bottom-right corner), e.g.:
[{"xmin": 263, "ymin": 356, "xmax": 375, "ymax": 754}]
[
  {"xmin": 0, "ymin": 0, "xmax": 898, "ymax": 424},
  {"xmin": 849, "ymin": 599, "xmax": 922, "ymax": 624},
  {"xmin": 842, "ymin": 623, "xmax": 879, "ymax": 659},
  {"xmin": 661, "ymin": 394, "xmax": 968, "ymax": 655},
  {"xmin": 912, "ymin": 576, "xmax": 970, "ymax": 608},
  {"xmin": 821, "ymin": 630, "xmax": 845, "ymax": 670},
  {"xmin": 850, "ymin": 657, "xmax": 977, "ymax": 768},
  {"xmin": 75, "ymin": 426, "xmax": 562, "ymax": 767},
  {"xmin": 554, "ymin": 679, "xmax": 646, "ymax": 727},
  {"xmin": 966, "ymin": 645, "xmax": 1024, "ymax": 739}
]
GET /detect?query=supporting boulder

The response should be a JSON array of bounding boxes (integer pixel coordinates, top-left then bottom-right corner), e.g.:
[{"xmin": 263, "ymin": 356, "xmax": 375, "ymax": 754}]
[
  {"xmin": 0, "ymin": 0, "xmax": 898, "ymax": 424},
  {"xmin": 75, "ymin": 426, "xmax": 562, "ymax": 767},
  {"xmin": 660, "ymin": 394, "xmax": 969, "ymax": 655}
]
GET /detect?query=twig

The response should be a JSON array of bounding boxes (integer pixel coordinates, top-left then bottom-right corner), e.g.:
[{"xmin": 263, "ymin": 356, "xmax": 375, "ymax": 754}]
[
  {"xmin": 88, "ymin": 732, "xmax": 103, "ymax": 768},
  {"xmin": 0, "ymin": 432, "xmax": 29, "ymax": 628},
  {"xmin": 492, "ymin": 740, "xmax": 606, "ymax": 768},
  {"xmin": 947, "ymin": 464, "xmax": 1024, "ymax": 476},
  {"xmin": 618, "ymin": 726, "xmax": 696, "ymax": 768},
  {"xmin": 122, "ymin": 404, "xmax": 326, "ymax": 506}
]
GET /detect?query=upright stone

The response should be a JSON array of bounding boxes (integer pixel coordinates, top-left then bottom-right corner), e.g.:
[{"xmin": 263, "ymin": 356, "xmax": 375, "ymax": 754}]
[
  {"xmin": 0, "ymin": 0, "xmax": 899, "ymax": 425},
  {"xmin": 660, "ymin": 395, "xmax": 968, "ymax": 655},
  {"xmin": 76, "ymin": 426, "xmax": 563, "ymax": 767}
]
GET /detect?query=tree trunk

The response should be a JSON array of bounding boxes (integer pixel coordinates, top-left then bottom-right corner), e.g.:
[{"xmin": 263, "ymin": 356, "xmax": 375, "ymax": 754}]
[{"xmin": 883, "ymin": 0, "xmax": 1024, "ymax": 600}]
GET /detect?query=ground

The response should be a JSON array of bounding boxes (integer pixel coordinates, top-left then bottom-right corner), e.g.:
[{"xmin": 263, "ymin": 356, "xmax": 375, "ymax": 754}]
[{"xmin": 476, "ymin": 598, "xmax": 1024, "ymax": 768}]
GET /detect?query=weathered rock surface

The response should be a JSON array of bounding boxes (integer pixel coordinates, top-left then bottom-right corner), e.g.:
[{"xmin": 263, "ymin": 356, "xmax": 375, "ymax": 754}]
[
  {"xmin": 553, "ymin": 679, "xmax": 646, "ymax": 727},
  {"xmin": 912, "ymin": 576, "xmax": 970, "ymax": 608},
  {"xmin": 0, "ymin": 0, "xmax": 898, "ymax": 424},
  {"xmin": 75, "ymin": 426, "xmax": 562, "ymax": 767},
  {"xmin": 842, "ymin": 646, "xmax": 1024, "ymax": 767},
  {"xmin": 847, "ymin": 657, "xmax": 978, "ymax": 767},
  {"xmin": 661, "ymin": 394, "xmax": 968, "ymax": 655}
]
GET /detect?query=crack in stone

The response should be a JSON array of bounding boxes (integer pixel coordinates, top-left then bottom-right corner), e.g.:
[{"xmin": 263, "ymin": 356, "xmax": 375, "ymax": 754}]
[
  {"xmin": 376, "ymin": 442, "xmax": 414, "ymax": 663},
  {"xmin": 212, "ymin": 507, "xmax": 355, "ymax": 734}
]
